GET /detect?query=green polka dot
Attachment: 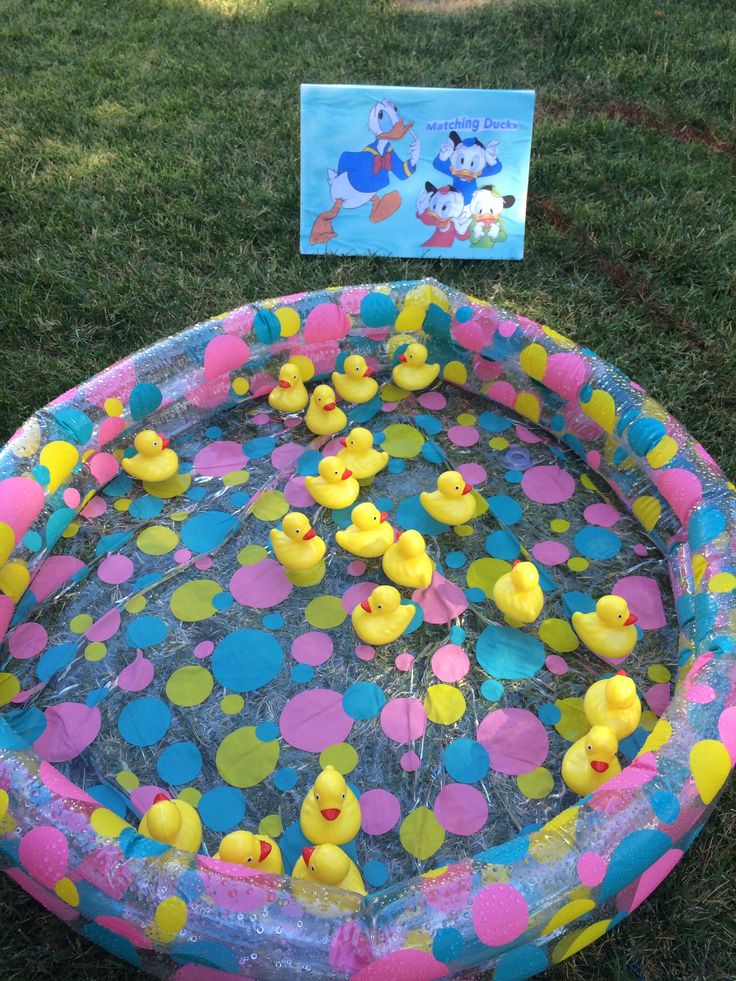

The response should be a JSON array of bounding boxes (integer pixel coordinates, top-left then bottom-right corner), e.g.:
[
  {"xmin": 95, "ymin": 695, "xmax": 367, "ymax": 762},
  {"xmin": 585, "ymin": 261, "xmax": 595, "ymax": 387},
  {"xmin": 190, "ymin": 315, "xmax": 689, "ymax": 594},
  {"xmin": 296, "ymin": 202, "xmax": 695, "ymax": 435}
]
[
  {"xmin": 84, "ymin": 642, "xmax": 107, "ymax": 661},
  {"xmin": 399, "ymin": 807, "xmax": 445, "ymax": 860},
  {"xmin": 554, "ymin": 697, "xmax": 589, "ymax": 742},
  {"xmin": 319, "ymin": 743, "xmax": 359, "ymax": 774},
  {"xmin": 137, "ymin": 526, "xmax": 179, "ymax": 555},
  {"xmin": 237, "ymin": 545, "xmax": 268, "ymax": 566},
  {"xmin": 178, "ymin": 787, "xmax": 201, "ymax": 806},
  {"xmin": 69, "ymin": 614, "xmax": 92, "ymax": 634},
  {"xmin": 538, "ymin": 618, "xmax": 579, "ymax": 653},
  {"xmin": 567, "ymin": 557, "xmax": 589, "ymax": 572},
  {"xmin": 144, "ymin": 474, "xmax": 192, "ymax": 499},
  {"xmin": 379, "ymin": 383, "xmax": 410, "ymax": 402},
  {"xmin": 223, "ymin": 470, "xmax": 249, "ymax": 487},
  {"xmin": 0, "ymin": 673, "xmax": 20, "ymax": 707},
  {"xmin": 517, "ymin": 767, "xmax": 554, "ymax": 799},
  {"xmin": 550, "ymin": 518, "xmax": 570, "ymax": 533},
  {"xmin": 166, "ymin": 666, "xmax": 213, "ymax": 707},
  {"xmin": 287, "ymin": 560, "xmax": 325, "ymax": 587},
  {"xmin": 648, "ymin": 664, "xmax": 671, "ymax": 683},
  {"xmin": 381, "ymin": 424, "xmax": 425, "ymax": 459},
  {"xmin": 116, "ymin": 770, "xmax": 139, "ymax": 790},
  {"xmin": 216, "ymin": 726, "xmax": 280, "ymax": 788},
  {"xmin": 221, "ymin": 694, "xmax": 245, "ymax": 714},
  {"xmin": 252, "ymin": 489, "xmax": 288, "ymax": 521},
  {"xmin": 170, "ymin": 580, "xmax": 222, "ymax": 621},
  {"xmin": 125, "ymin": 595, "xmax": 147, "ymax": 613},
  {"xmin": 466, "ymin": 557, "xmax": 511, "ymax": 598},
  {"xmin": 305, "ymin": 595, "xmax": 346, "ymax": 629},
  {"xmin": 259, "ymin": 814, "xmax": 283, "ymax": 837}
]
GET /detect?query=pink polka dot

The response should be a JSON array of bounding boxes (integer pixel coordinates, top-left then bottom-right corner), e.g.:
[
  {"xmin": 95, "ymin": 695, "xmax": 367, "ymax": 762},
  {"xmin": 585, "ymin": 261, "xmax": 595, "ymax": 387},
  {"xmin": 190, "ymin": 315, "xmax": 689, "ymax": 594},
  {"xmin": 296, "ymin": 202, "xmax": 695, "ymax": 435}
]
[
  {"xmin": 98, "ymin": 416, "xmax": 126, "ymax": 447},
  {"xmin": 457, "ymin": 462, "xmax": 486, "ymax": 485},
  {"xmin": 284, "ymin": 476, "xmax": 314, "ymax": 508},
  {"xmin": 33, "ymin": 703, "xmax": 101, "ymax": 763},
  {"xmin": 685, "ymin": 683, "xmax": 714, "ymax": 704},
  {"xmin": 194, "ymin": 640, "xmax": 214, "ymax": 659},
  {"xmin": 355, "ymin": 645, "xmax": 375, "ymax": 661},
  {"xmin": 193, "ymin": 441, "xmax": 247, "ymax": 477},
  {"xmin": 542, "ymin": 352, "xmax": 587, "ymax": 401},
  {"xmin": 63, "ymin": 488, "xmax": 81, "ymax": 508},
  {"xmin": 412, "ymin": 574, "xmax": 467, "ymax": 624},
  {"xmin": 718, "ymin": 706, "xmax": 736, "ymax": 762},
  {"xmin": 395, "ymin": 652, "xmax": 415, "ymax": 672},
  {"xmin": 498, "ymin": 319, "xmax": 516, "ymax": 337},
  {"xmin": 487, "ymin": 380, "xmax": 516, "ymax": 408},
  {"xmin": 174, "ymin": 548, "xmax": 193, "ymax": 563},
  {"xmin": 8, "ymin": 622, "xmax": 47, "ymax": 660},
  {"xmin": 97, "ymin": 554, "xmax": 134, "ymax": 585},
  {"xmin": 477, "ymin": 708, "xmax": 549, "ymax": 775},
  {"xmin": 329, "ymin": 921, "xmax": 373, "ymax": 975},
  {"xmin": 85, "ymin": 608, "xmax": 120, "ymax": 642},
  {"xmin": 418, "ymin": 392, "xmax": 446, "ymax": 410},
  {"xmin": 612, "ymin": 576, "xmax": 666, "ymax": 630},
  {"xmin": 342, "ymin": 581, "xmax": 377, "ymax": 614},
  {"xmin": 279, "ymin": 689, "xmax": 353, "ymax": 752},
  {"xmin": 30, "ymin": 556, "xmax": 85, "ymax": 602},
  {"xmin": 350, "ymin": 949, "xmax": 448, "ymax": 981},
  {"xmin": 472, "ymin": 883, "xmax": 529, "ymax": 946},
  {"xmin": 400, "ymin": 751, "xmax": 421, "ymax": 772},
  {"xmin": 514, "ymin": 424, "xmax": 544, "ymax": 444},
  {"xmin": 587, "ymin": 450, "xmax": 602, "ymax": 469},
  {"xmin": 340, "ymin": 287, "xmax": 369, "ymax": 315},
  {"xmin": 203, "ymin": 335, "xmax": 250, "ymax": 380},
  {"xmin": 521, "ymin": 465, "xmax": 576, "ymax": 504},
  {"xmin": 473, "ymin": 357, "xmax": 503, "ymax": 382},
  {"xmin": 195, "ymin": 556, "xmax": 213, "ymax": 571},
  {"xmin": 284, "ymin": 416, "xmax": 302, "ymax": 430},
  {"xmin": 0, "ymin": 476, "xmax": 45, "ymax": 538},
  {"xmin": 432, "ymin": 644, "xmax": 470, "ymax": 682},
  {"xmin": 435, "ymin": 784, "xmax": 488, "ymax": 835},
  {"xmin": 130, "ymin": 785, "xmax": 166, "ymax": 815},
  {"xmin": 88, "ymin": 452, "xmax": 120, "ymax": 484},
  {"xmin": 95, "ymin": 916, "xmax": 153, "ymax": 950},
  {"xmin": 577, "ymin": 851, "xmax": 607, "ymax": 887},
  {"xmin": 633, "ymin": 543, "xmax": 648, "ymax": 557},
  {"xmin": 222, "ymin": 306, "xmax": 254, "ymax": 337},
  {"xmin": 230, "ymin": 559, "xmax": 293, "ymax": 608},
  {"xmin": 19, "ymin": 826, "xmax": 69, "ymax": 888},
  {"xmin": 447, "ymin": 426, "xmax": 479, "ymax": 447},
  {"xmin": 653, "ymin": 469, "xmax": 702, "ymax": 525},
  {"xmin": 544, "ymin": 655, "xmax": 569, "ymax": 678},
  {"xmin": 381, "ymin": 402, "xmax": 396, "ymax": 413},
  {"xmin": 38, "ymin": 762, "xmax": 96, "ymax": 802},
  {"xmin": 361, "ymin": 789, "xmax": 401, "ymax": 835},
  {"xmin": 347, "ymin": 560, "xmax": 367, "ymax": 576},
  {"xmin": 252, "ymin": 412, "xmax": 271, "ymax": 426},
  {"xmin": 117, "ymin": 651, "xmax": 154, "ymax": 692},
  {"xmin": 271, "ymin": 443, "xmax": 305, "ymax": 470},
  {"xmin": 531, "ymin": 540, "xmax": 570, "ymax": 566},
  {"xmin": 291, "ymin": 631, "xmax": 333, "ymax": 666},
  {"xmin": 80, "ymin": 496, "xmax": 107, "ymax": 519},
  {"xmin": 304, "ymin": 303, "xmax": 351, "ymax": 344},
  {"xmin": 5, "ymin": 868, "xmax": 76, "ymax": 923},
  {"xmin": 196, "ymin": 862, "xmax": 274, "ymax": 915},
  {"xmin": 624, "ymin": 849, "xmax": 684, "ymax": 914},
  {"xmin": 584, "ymin": 503, "xmax": 621, "ymax": 527},
  {"xmin": 380, "ymin": 697, "xmax": 427, "ymax": 744}
]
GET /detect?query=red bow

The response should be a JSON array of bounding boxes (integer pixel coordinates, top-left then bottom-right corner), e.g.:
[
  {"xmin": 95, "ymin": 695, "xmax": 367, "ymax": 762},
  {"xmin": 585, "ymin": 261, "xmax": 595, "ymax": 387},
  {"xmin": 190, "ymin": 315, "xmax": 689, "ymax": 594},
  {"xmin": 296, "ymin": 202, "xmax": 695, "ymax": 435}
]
[{"xmin": 372, "ymin": 147, "xmax": 393, "ymax": 174}]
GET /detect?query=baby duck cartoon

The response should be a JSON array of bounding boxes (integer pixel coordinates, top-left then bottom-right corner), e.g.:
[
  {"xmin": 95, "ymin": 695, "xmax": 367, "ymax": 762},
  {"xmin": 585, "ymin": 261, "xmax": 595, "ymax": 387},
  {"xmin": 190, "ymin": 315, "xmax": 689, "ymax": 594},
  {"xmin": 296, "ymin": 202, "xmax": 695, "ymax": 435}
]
[
  {"xmin": 268, "ymin": 362, "xmax": 308, "ymax": 414},
  {"xmin": 420, "ymin": 471, "xmax": 476, "ymax": 526},
  {"xmin": 300, "ymin": 765, "xmax": 361, "ymax": 845},
  {"xmin": 572, "ymin": 595, "xmax": 639, "ymax": 661},
  {"xmin": 382, "ymin": 529, "xmax": 433, "ymax": 590},
  {"xmin": 270, "ymin": 512, "xmax": 325, "ymax": 571},
  {"xmin": 332, "ymin": 355, "xmax": 378, "ymax": 404},
  {"xmin": 138, "ymin": 793, "xmax": 202, "ymax": 852},
  {"xmin": 583, "ymin": 671, "xmax": 642, "ymax": 740},
  {"xmin": 305, "ymin": 456, "xmax": 360, "ymax": 510},
  {"xmin": 335, "ymin": 502, "xmax": 394, "ymax": 558},
  {"xmin": 292, "ymin": 844, "xmax": 366, "ymax": 896},
  {"xmin": 215, "ymin": 830, "xmax": 284, "ymax": 874},
  {"xmin": 352, "ymin": 584, "xmax": 415, "ymax": 646},
  {"xmin": 122, "ymin": 431, "xmax": 179, "ymax": 483},
  {"xmin": 306, "ymin": 384, "xmax": 347, "ymax": 436},
  {"xmin": 392, "ymin": 342, "xmax": 440, "ymax": 392},
  {"xmin": 492, "ymin": 560, "xmax": 544, "ymax": 624},
  {"xmin": 562, "ymin": 725, "xmax": 621, "ymax": 796},
  {"xmin": 337, "ymin": 427, "xmax": 389, "ymax": 481}
]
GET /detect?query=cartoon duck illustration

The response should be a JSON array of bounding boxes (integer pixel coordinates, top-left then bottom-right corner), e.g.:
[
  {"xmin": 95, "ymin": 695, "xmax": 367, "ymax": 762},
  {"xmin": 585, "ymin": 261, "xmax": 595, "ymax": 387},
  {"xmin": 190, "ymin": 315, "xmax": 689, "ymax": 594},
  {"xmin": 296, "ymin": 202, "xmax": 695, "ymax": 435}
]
[
  {"xmin": 300, "ymin": 765, "xmax": 362, "ymax": 845},
  {"xmin": 292, "ymin": 844, "xmax": 366, "ymax": 896},
  {"xmin": 305, "ymin": 384, "xmax": 347, "ymax": 436},
  {"xmin": 309, "ymin": 100, "xmax": 420, "ymax": 245},
  {"xmin": 433, "ymin": 131, "xmax": 502, "ymax": 204},
  {"xmin": 336, "ymin": 502, "xmax": 394, "ymax": 558},
  {"xmin": 305, "ymin": 456, "xmax": 360, "ymax": 510},
  {"xmin": 468, "ymin": 185, "xmax": 515, "ymax": 248},
  {"xmin": 215, "ymin": 830, "xmax": 284, "ymax": 874},
  {"xmin": 268, "ymin": 362, "xmax": 309, "ymax": 413},
  {"xmin": 583, "ymin": 671, "xmax": 642, "ymax": 740},
  {"xmin": 352, "ymin": 584, "xmax": 415, "ymax": 646},
  {"xmin": 337, "ymin": 427, "xmax": 388, "ymax": 480},
  {"xmin": 416, "ymin": 182, "xmax": 471, "ymax": 249},
  {"xmin": 270, "ymin": 512, "xmax": 326, "ymax": 571},
  {"xmin": 382, "ymin": 529, "xmax": 433, "ymax": 590},
  {"xmin": 572, "ymin": 596, "xmax": 639, "ymax": 661},
  {"xmin": 492, "ymin": 560, "xmax": 544, "ymax": 624},
  {"xmin": 138, "ymin": 793, "xmax": 202, "ymax": 852},
  {"xmin": 562, "ymin": 725, "xmax": 621, "ymax": 796},
  {"xmin": 392, "ymin": 342, "xmax": 440, "ymax": 391},
  {"xmin": 420, "ymin": 471, "xmax": 475, "ymax": 526},
  {"xmin": 331, "ymin": 355, "xmax": 378, "ymax": 404},
  {"xmin": 121, "ymin": 431, "xmax": 179, "ymax": 483}
]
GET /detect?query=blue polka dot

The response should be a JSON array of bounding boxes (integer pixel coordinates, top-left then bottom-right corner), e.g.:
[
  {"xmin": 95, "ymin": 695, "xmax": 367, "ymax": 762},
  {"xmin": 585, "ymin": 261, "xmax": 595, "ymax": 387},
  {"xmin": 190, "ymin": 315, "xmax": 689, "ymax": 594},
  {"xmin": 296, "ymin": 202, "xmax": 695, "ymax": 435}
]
[
  {"xmin": 32, "ymin": 465, "xmax": 50, "ymax": 486},
  {"xmin": 689, "ymin": 507, "xmax": 726, "ymax": 550},
  {"xmin": 495, "ymin": 943, "xmax": 549, "ymax": 981},
  {"xmin": 396, "ymin": 495, "xmax": 447, "ymax": 536},
  {"xmin": 477, "ymin": 834, "xmax": 529, "ymax": 864},
  {"xmin": 374, "ymin": 497, "xmax": 393, "ymax": 512},
  {"xmin": 212, "ymin": 592, "xmax": 233, "ymax": 611},
  {"xmin": 403, "ymin": 600, "xmax": 424, "ymax": 635},
  {"xmin": 180, "ymin": 510, "xmax": 237, "ymax": 553},
  {"xmin": 256, "ymin": 721, "xmax": 279, "ymax": 742},
  {"xmin": 650, "ymin": 790, "xmax": 680, "ymax": 823},
  {"xmin": 129, "ymin": 496, "xmax": 164, "ymax": 520},
  {"xmin": 186, "ymin": 487, "xmax": 207, "ymax": 502},
  {"xmin": 86, "ymin": 687, "xmax": 109, "ymax": 708},
  {"xmin": 465, "ymin": 587, "xmax": 486, "ymax": 603},
  {"xmin": 538, "ymin": 703, "xmax": 561, "ymax": 725},
  {"xmin": 274, "ymin": 767, "xmax": 298, "ymax": 791},
  {"xmin": 242, "ymin": 436, "xmax": 276, "ymax": 459},
  {"xmin": 485, "ymin": 529, "xmax": 520, "ymax": 560},
  {"xmin": 504, "ymin": 470, "xmax": 523, "ymax": 484},
  {"xmin": 22, "ymin": 530, "xmax": 42, "ymax": 552},
  {"xmin": 478, "ymin": 411, "xmax": 512, "ymax": 433},
  {"xmin": 129, "ymin": 383, "xmax": 162, "ymax": 421},
  {"xmin": 480, "ymin": 679, "xmax": 504, "ymax": 701},
  {"xmin": 449, "ymin": 625, "xmax": 466, "ymax": 644},
  {"xmin": 477, "ymin": 624, "xmax": 545, "ymax": 680},
  {"xmin": 423, "ymin": 303, "xmax": 451, "ymax": 337},
  {"xmin": 3, "ymin": 706, "xmax": 45, "ymax": 744},
  {"xmin": 444, "ymin": 739, "xmax": 489, "ymax": 783},
  {"xmin": 157, "ymin": 742, "xmax": 202, "ymax": 785},
  {"xmin": 421, "ymin": 440, "xmax": 446, "ymax": 464},
  {"xmin": 37, "ymin": 643, "xmax": 75, "ymax": 682},
  {"xmin": 550, "ymin": 413, "xmax": 565, "ymax": 433},
  {"xmin": 83, "ymin": 923, "xmax": 140, "ymax": 969},
  {"xmin": 574, "ymin": 526, "xmax": 621, "ymax": 560},
  {"xmin": 627, "ymin": 417, "xmax": 666, "ymax": 456},
  {"xmin": 360, "ymin": 292, "xmax": 397, "ymax": 327},
  {"xmin": 373, "ymin": 430, "xmax": 386, "ymax": 445},
  {"xmin": 388, "ymin": 458, "xmax": 405, "ymax": 474},
  {"xmin": 343, "ymin": 682, "xmax": 386, "ymax": 720},
  {"xmin": 253, "ymin": 308, "xmax": 281, "ymax": 344},
  {"xmin": 53, "ymin": 407, "xmax": 94, "ymax": 444},
  {"xmin": 445, "ymin": 551, "xmax": 466, "ymax": 569},
  {"xmin": 88, "ymin": 784, "xmax": 129, "ymax": 818},
  {"xmin": 198, "ymin": 786, "xmax": 246, "ymax": 833},
  {"xmin": 363, "ymin": 859, "xmax": 389, "ymax": 888},
  {"xmin": 124, "ymin": 616, "xmax": 168, "ymax": 648},
  {"xmin": 45, "ymin": 507, "xmax": 76, "ymax": 548},
  {"xmin": 212, "ymin": 629, "xmax": 283, "ymax": 692},
  {"xmin": 487, "ymin": 494, "xmax": 523, "ymax": 525},
  {"xmin": 205, "ymin": 426, "xmax": 223, "ymax": 439},
  {"xmin": 291, "ymin": 664, "xmax": 314, "ymax": 683},
  {"xmin": 600, "ymin": 829, "xmax": 673, "ymax": 902},
  {"xmin": 263, "ymin": 612, "xmax": 284, "ymax": 630},
  {"xmin": 296, "ymin": 450, "xmax": 322, "ymax": 476},
  {"xmin": 118, "ymin": 697, "xmax": 171, "ymax": 747},
  {"xmin": 102, "ymin": 473, "xmax": 134, "ymax": 498},
  {"xmin": 562, "ymin": 590, "xmax": 596, "ymax": 618},
  {"xmin": 178, "ymin": 870, "xmax": 206, "ymax": 903},
  {"xmin": 415, "ymin": 414, "xmax": 443, "ymax": 435},
  {"xmin": 432, "ymin": 927, "xmax": 464, "ymax": 964},
  {"xmin": 348, "ymin": 395, "xmax": 382, "ymax": 424},
  {"xmin": 455, "ymin": 305, "xmax": 473, "ymax": 323}
]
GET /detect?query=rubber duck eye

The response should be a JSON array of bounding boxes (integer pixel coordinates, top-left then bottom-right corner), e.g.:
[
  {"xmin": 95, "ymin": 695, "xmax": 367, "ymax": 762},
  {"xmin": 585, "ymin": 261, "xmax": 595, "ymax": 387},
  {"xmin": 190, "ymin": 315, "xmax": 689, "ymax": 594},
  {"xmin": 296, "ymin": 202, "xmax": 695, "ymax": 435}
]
[
  {"xmin": 341, "ymin": 792, "xmax": 346, "ymax": 799},
  {"xmin": 310, "ymin": 864, "xmax": 316, "ymax": 872},
  {"xmin": 587, "ymin": 745, "xmax": 592, "ymax": 751},
  {"xmin": 247, "ymin": 856, "xmax": 253, "ymax": 863},
  {"xmin": 377, "ymin": 604, "xmax": 382, "ymax": 610},
  {"xmin": 314, "ymin": 793, "xmax": 320, "ymax": 801}
]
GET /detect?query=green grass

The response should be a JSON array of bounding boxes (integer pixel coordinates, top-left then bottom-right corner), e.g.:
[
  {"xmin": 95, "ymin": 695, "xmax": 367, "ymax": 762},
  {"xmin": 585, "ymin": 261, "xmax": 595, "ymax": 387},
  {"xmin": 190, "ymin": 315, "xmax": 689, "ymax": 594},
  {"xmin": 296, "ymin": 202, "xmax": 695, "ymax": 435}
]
[{"xmin": 1, "ymin": 0, "xmax": 735, "ymax": 977}]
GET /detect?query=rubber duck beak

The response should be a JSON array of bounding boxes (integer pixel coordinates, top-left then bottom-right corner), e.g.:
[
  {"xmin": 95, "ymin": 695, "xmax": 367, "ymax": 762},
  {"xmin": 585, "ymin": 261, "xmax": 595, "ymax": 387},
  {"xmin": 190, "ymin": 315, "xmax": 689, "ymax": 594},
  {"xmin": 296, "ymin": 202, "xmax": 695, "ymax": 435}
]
[
  {"xmin": 380, "ymin": 511, "xmax": 388, "ymax": 522},
  {"xmin": 324, "ymin": 402, "xmax": 336, "ymax": 411},
  {"xmin": 363, "ymin": 367, "xmax": 374, "ymax": 376},
  {"xmin": 512, "ymin": 559, "xmax": 522, "ymax": 567},
  {"xmin": 360, "ymin": 599, "xmax": 372, "ymax": 612},
  {"xmin": 259, "ymin": 839, "xmax": 273, "ymax": 862},
  {"xmin": 398, "ymin": 354, "xmax": 407, "ymax": 363},
  {"xmin": 340, "ymin": 438, "xmax": 347, "ymax": 446},
  {"xmin": 160, "ymin": 436, "xmax": 170, "ymax": 450},
  {"xmin": 279, "ymin": 380, "xmax": 291, "ymax": 388},
  {"xmin": 320, "ymin": 807, "xmax": 341, "ymax": 821},
  {"xmin": 462, "ymin": 483, "xmax": 472, "ymax": 495},
  {"xmin": 624, "ymin": 613, "xmax": 638, "ymax": 625},
  {"xmin": 342, "ymin": 469, "xmax": 352, "ymax": 480},
  {"xmin": 153, "ymin": 792, "xmax": 169, "ymax": 804},
  {"xmin": 302, "ymin": 846, "xmax": 315, "ymax": 865},
  {"xmin": 303, "ymin": 528, "xmax": 317, "ymax": 541},
  {"xmin": 590, "ymin": 760, "xmax": 609, "ymax": 773}
]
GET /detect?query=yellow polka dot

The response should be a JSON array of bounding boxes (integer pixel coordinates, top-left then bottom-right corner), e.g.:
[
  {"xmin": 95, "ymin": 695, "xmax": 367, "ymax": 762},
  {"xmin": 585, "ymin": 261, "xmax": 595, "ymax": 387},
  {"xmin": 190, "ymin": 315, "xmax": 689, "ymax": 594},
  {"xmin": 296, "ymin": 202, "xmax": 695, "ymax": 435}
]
[
  {"xmin": 554, "ymin": 697, "xmax": 588, "ymax": 742},
  {"xmin": 69, "ymin": 614, "xmax": 93, "ymax": 634},
  {"xmin": 381, "ymin": 424, "xmax": 425, "ymax": 459},
  {"xmin": 710, "ymin": 572, "xmax": 736, "ymax": 593},
  {"xmin": 287, "ymin": 560, "xmax": 326, "ymax": 587},
  {"xmin": 690, "ymin": 739, "xmax": 731, "ymax": 804},
  {"xmin": 54, "ymin": 877, "xmax": 80, "ymax": 906},
  {"xmin": 104, "ymin": 397, "xmax": 124, "ymax": 417},
  {"xmin": 403, "ymin": 930, "xmax": 433, "ymax": 954},
  {"xmin": 61, "ymin": 522, "xmax": 79, "ymax": 539},
  {"xmin": 237, "ymin": 544, "xmax": 268, "ymax": 565},
  {"xmin": 155, "ymin": 896, "xmax": 187, "ymax": 934},
  {"xmin": 529, "ymin": 806, "xmax": 579, "ymax": 863},
  {"xmin": 489, "ymin": 436, "xmax": 509, "ymax": 450},
  {"xmin": 580, "ymin": 474, "xmax": 598, "ymax": 492},
  {"xmin": 170, "ymin": 580, "xmax": 222, "ymax": 622},
  {"xmin": 692, "ymin": 554, "xmax": 707, "ymax": 588},
  {"xmin": 580, "ymin": 389, "xmax": 616, "ymax": 433},
  {"xmin": 567, "ymin": 557, "xmax": 589, "ymax": 572},
  {"xmin": 514, "ymin": 391, "xmax": 540, "ymax": 422},
  {"xmin": 456, "ymin": 413, "xmax": 476, "ymax": 426},
  {"xmin": 85, "ymin": 642, "xmax": 107, "ymax": 661},
  {"xmin": 638, "ymin": 718, "xmax": 672, "ymax": 755},
  {"xmin": 539, "ymin": 618, "xmax": 578, "ymax": 653},
  {"xmin": 116, "ymin": 770, "xmax": 139, "ymax": 790},
  {"xmin": 252, "ymin": 489, "xmax": 288, "ymax": 522},
  {"xmin": 551, "ymin": 919, "xmax": 611, "ymax": 963},
  {"xmin": 379, "ymin": 382, "xmax": 410, "ymax": 402},
  {"xmin": 125, "ymin": 595, "xmax": 147, "ymax": 614},
  {"xmin": 519, "ymin": 342, "xmax": 548, "ymax": 381},
  {"xmin": 647, "ymin": 435, "xmax": 678, "ymax": 469},
  {"xmin": 454, "ymin": 524, "xmax": 474, "ymax": 538},
  {"xmin": 550, "ymin": 518, "xmax": 570, "ymax": 533},
  {"xmin": 259, "ymin": 814, "xmax": 283, "ymax": 838},
  {"xmin": 640, "ymin": 710, "xmax": 657, "ymax": 731},
  {"xmin": 443, "ymin": 361, "xmax": 467, "ymax": 385},
  {"xmin": 466, "ymin": 557, "xmax": 511, "ymax": 598},
  {"xmin": 424, "ymin": 684, "xmax": 466, "ymax": 725},
  {"xmin": 223, "ymin": 470, "xmax": 249, "ymax": 487},
  {"xmin": 0, "ymin": 522, "xmax": 15, "ymax": 566},
  {"xmin": 0, "ymin": 788, "xmax": 8, "ymax": 819},
  {"xmin": 40, "ymin": 441, "xmax": 79, "ymax": 493},
  {"xmin": 633, "ymin": 495, "xmax": 661, "ymax": 532},
  {"xmin": 137, "ymin": 526, "xmax": 179, "ymax": 555},
  {"xmin": 517, "ymin": 767, "xmax": 554, "ymax": 799},
  {"xmin": 648, "ymin": 664, "xmax": 671, "ymax": 683},
  {"xmin": 113, "ymin": 499, "xmax": 130, "ymax": 512},
  {"xmin": 275, "ymin": 306, "xmax": 301, "ymax": 337},
  {"xmin": 399, "ymin": 807, "xmax": 445, "ymax": 860},
  {"xmin": 221, "ymin": 694, "xmax": 245, "ymax": 715},
  {"xmin": 216, "ymin": 726, "xmax": 280, "ymax": 788},
  {"xmin": 0, "ymin": 673, "xmax": 19, "ymax": 707},
  {"xmin": 178, "ymin": 788, "xmax": 201, "ymax": 807},
  {"xmin": 0, "ymin": 561, "xmax": 29, "ymax": 601},
  {"xmin": 320, "ymin": 742, "xmax": 359, "ymax": 774},
  {"xmin": 166, "ymin": 666, "xmax": 213, "ymax": 707},
  {"xmin": 290, "ymin": 354, "xmax": 314, "ymax": 382},
  {"xmin": 471, "ymin": 491, "xmax": 488, "ymax": 519},
  {"xmin": 90, "ymin": 807, "xmax": 131, "ymax": 838},
  {"xmin": 144, "ymin": 474, "xmax": 192, "ymax": 499},
  {"xmin": 305, "ymin": 595, "xmax": 346, "ymax": 629},
  {"xmin": 543, "ymin": 898, "xmax": 597, "ymax": 936},
  {"xmin": 232, "ymin": 376, "xmax": 249, "ymax": 396}
]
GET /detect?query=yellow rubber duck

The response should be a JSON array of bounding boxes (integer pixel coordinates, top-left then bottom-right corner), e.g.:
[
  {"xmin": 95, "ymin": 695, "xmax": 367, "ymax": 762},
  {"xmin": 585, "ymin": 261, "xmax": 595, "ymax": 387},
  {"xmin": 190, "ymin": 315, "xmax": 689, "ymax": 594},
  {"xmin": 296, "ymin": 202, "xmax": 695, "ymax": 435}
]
[
  {"xmin": 561, "ymin": 725, "xmax": 621, "ymax": 796},
  {"xmin": 331, "ymin": 356, "xmax": 378, "ymax": 404},
  {"xmin": 335, "ymin": 502, "xmax": 394, "ymax": 558},
  {"xmin": 305, "ymin": 384, "xmax": 347, "ymax": 436},
  {"xmin": 492, "ymin": 560, "xmax": 544, "ymax": 624},
  {"xmin": 292, "ymin": 844, "xmax": 366, "ymax": 896},
  {"xmin": 138, "ymin": 793, "xmax": 202, "ymax": 852},
  {"xmin": 572, "ymin": 595, "xmax": 639, "ymax": 661},
  {"xmin": 420, "ymin": 471, "xmax": 475, "ymax": 526},
  {"xmin": 305, "ymin": 456, "xmax": 360, "ymax": 510},
  {"xmin": 584, "ymin": 671, "xmax": 642, "ymax": 740},
  {"xmin": 214, "ymin": 830, "xmax": 284, "ymax": 874},
  {"xmin": 268, "ymin": 362, "xmax": 308, "ymax": 413},
  {"xmin": 352, "ymin": 584, "xmax": 415, "ymax": 646},
  {"xmin": 392, "ymin": 342, "xmax": 440, "ymax": 391},
  {"xmin": 382, "ymin": 530, "xmax": 433, "ymax": 590},
  {"xmin": 121, "ymin": 431, "xmax": 179, "ymax": 483},
  {"xmin": 270, "ymin": 512, "xmax": 326, "ymax": 570},
  {"xmin": 337, "ymin": 427, "xmax": 388, "ymax": 481},
  {"xmin": 300, "ymin": 764, "xmax": 362, "ymax": 845}
]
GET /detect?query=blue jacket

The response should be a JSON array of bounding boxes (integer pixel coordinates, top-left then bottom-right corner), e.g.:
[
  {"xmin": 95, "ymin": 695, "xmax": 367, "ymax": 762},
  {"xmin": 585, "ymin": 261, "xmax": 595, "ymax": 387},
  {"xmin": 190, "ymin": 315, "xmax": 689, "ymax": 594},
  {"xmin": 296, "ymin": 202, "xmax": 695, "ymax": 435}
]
[
  {"xmin": 433, "ymin": 155, "xmax": 502, "ymax": 203},
  {"xmin": 338, "ymin": 141, "xmax": 415, "ymax": 194}
]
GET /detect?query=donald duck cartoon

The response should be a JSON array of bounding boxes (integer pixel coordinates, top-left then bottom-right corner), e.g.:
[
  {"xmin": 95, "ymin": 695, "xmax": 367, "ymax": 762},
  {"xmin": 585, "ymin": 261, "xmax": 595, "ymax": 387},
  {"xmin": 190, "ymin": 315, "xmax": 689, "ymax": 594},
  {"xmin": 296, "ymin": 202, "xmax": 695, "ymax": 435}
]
[
  {"xmin": 433, "ymin": 131, "xmax": 502, "ymax": 204},
  {"xmin": 309, "ymin": 99, "xmax": 421, "ymax": 245}
]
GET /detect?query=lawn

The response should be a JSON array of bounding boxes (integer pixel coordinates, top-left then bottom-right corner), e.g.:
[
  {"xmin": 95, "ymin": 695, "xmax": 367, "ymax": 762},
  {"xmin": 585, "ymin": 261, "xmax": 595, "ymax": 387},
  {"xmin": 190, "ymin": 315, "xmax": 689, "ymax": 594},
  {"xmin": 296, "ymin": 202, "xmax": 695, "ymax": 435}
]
[{"xmin": 1, "ymin": 0, "xmax": 735, "ymax": 978}]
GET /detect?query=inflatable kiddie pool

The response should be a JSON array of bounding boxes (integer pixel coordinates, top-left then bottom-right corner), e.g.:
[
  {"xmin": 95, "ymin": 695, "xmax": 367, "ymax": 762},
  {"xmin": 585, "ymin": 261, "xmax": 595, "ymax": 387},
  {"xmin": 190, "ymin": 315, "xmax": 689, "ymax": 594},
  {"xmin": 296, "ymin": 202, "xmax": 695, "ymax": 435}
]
[{"xmin": 0, "ymin": 279, "xmax": 734, "ymax": 981}]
